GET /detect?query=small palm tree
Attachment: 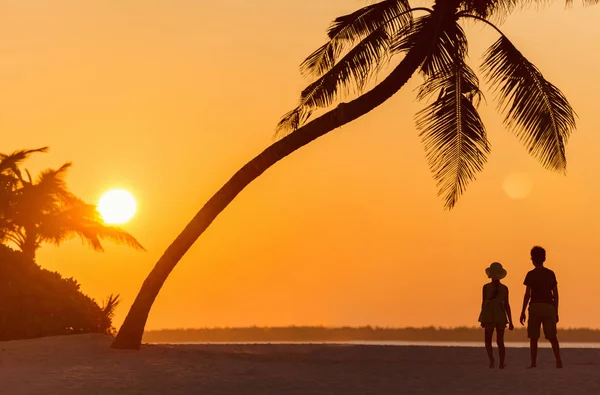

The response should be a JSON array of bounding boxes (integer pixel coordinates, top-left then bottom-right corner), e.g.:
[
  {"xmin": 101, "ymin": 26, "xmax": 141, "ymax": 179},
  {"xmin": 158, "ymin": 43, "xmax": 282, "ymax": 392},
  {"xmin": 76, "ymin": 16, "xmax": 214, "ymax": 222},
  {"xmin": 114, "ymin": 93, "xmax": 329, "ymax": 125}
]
[
  {"xmin": 113, "ymin": 0, "xmax": 597, "ymax": 349},
  {"xmin": 0, "ymin": 148, "xmax": 144, "ymax": 260},
  {"xmin": 99, "ymin": 294, "xmax": 121, "ymax": 335}
]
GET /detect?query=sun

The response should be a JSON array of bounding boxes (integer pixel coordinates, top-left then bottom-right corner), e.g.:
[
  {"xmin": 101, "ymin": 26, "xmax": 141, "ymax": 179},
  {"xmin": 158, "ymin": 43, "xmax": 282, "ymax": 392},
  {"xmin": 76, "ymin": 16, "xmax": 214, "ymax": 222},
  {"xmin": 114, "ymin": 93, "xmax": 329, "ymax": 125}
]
[
  {"xmin": 502, "ymin": 173, "xmax": 532, "ymax": 200},
  {"xmin": 97, "ymin": 189, "xmax": 137, "ymax": 225}
]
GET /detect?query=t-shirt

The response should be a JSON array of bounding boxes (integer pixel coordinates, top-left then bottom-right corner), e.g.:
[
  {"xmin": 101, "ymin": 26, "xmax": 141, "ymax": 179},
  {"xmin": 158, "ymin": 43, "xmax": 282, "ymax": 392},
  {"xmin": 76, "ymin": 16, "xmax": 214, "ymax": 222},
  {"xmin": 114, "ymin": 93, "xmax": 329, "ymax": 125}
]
[{"xmin": 524, "ymin": 267, "xmax": 557, "ymax": 304}]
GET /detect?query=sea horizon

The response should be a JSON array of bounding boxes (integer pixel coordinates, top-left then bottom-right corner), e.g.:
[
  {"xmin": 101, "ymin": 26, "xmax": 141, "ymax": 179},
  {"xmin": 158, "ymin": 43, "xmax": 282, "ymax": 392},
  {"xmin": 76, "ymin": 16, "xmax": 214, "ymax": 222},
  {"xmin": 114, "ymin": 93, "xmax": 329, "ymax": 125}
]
[{"xmin": 146, "ymin": 340, "xmax": 600, "ymax": 349}]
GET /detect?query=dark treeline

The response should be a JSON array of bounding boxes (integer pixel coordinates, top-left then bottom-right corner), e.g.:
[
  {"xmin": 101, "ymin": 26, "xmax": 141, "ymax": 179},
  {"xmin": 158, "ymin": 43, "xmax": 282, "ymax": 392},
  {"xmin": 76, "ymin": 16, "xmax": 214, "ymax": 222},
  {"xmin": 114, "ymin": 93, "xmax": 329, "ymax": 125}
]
[{"xmin": 143, "ymin": 326, "xmax": 600, "ymax": 343}]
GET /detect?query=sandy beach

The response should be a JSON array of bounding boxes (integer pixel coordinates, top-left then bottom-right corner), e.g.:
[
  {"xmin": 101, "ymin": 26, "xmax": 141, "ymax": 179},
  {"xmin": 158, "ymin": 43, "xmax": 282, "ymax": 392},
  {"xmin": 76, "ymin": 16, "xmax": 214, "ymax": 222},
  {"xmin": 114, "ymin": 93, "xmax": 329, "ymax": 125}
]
[{"xmin": 1, "ymin": 334, "xmax": 599, "ymax": 394}]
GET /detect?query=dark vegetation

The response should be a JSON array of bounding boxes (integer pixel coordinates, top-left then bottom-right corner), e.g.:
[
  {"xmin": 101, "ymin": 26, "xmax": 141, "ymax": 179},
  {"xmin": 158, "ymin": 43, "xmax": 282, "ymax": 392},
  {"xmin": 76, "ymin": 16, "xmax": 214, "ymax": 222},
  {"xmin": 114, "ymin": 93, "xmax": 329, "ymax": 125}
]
[
  {"xmin": 0, "ymin": 148, "xmax": 143, "ymax": 341},
  {"xmin": 0, "ymin": 244, "xmax": 118, "ymax": 341}
]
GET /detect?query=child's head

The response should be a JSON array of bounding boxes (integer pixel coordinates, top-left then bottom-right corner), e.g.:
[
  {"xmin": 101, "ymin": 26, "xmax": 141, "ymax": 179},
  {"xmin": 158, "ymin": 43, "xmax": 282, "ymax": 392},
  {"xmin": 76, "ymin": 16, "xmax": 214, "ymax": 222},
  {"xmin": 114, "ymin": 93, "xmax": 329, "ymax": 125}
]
[
  {"xmin": 485, "ymin": 262, "xmax": 507, "ymax": 281},
  {"xmin": 530, "ymin": 246, "xmax": 546, "ymax": 267}
]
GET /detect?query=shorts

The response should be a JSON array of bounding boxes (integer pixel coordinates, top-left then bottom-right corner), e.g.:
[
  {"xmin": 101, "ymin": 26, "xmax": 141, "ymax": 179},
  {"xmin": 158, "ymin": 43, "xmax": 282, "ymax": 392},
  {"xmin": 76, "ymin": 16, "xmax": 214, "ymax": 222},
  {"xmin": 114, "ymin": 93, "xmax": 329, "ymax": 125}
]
[{"xmin": 528, "ymin": 302, "xmax": 557, "ymax": 340}]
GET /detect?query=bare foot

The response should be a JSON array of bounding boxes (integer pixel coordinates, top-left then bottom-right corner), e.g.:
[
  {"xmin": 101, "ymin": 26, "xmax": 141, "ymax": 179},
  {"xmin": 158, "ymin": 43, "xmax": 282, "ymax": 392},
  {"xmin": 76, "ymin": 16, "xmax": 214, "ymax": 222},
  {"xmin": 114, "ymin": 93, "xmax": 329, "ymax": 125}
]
[
  {"xmin": 489, "ymin": 359, "xmax": 495, "ymax": 369},
  {"xmin": 527, "ymin": 364, "xmax": 536, "ymax": 369},
  {"xmin": 557, "ymin": 361, "xmax": 563, "ymax": 369},
  {"xmin": 499, "ymin": 363, "xmax": 506, "ymax": 369}
]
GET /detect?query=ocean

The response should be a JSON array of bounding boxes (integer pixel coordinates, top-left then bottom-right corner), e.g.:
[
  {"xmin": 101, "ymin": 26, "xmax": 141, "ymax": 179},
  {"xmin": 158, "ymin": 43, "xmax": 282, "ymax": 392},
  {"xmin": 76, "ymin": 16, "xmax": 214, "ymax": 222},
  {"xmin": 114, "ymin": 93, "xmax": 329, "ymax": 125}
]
[{"xmin": 148, "ymin": 340, "xmax": 600, "ymax": 348}]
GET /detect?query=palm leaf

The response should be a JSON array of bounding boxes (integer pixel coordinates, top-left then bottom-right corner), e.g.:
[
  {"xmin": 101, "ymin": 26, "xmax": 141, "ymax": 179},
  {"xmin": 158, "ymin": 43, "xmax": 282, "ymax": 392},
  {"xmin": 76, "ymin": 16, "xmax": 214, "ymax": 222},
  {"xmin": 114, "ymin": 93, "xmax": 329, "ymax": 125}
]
[
  {"xmin": 481, "ymin": 36, "xmax": 576, "ymax": 172},
  {"xmin": 461, "ymin": 0, "xmax": 598, "ymax": 20},
  {"xmin": 302, "ymin": 27, "xmax": 391, "ymax": 106},
  {"xmin": 37, "ymin": 198, "xmax": 145, "ymax": 252},
  {"xmin": 33, "ymin": 162, "xmax": 74, "ymax": 201},
  {"xmin": 565, "ymin": 0, "xmax": 599, "ymax": 6},
  {"xmin": 416, "ymin": 61, "xmax": 490, "ymax": 209},
  {"xmin": 459, "ymin": 0, "xmax": 521, "ymax": 19},
  {"xmin": 301, "ymin": 0, "xmax": 411, "ymax": 78},
  {"xmin": 0, "ymin": 147, "xmax": 48, "ymax": 180},
  {"xmin": 277, "ymin": 26, "xmax": 391, "ymax": 134},
  {"xmin": 101, "ymin": 294, "xmax": 120, "ymax": 319},
  {"xmin": 100, "ymin": 294, "xmax": 120, "ymax": 334},
  {"xmin": 392, "ymin": 15, "xmax": 468, "ymax": 78}
]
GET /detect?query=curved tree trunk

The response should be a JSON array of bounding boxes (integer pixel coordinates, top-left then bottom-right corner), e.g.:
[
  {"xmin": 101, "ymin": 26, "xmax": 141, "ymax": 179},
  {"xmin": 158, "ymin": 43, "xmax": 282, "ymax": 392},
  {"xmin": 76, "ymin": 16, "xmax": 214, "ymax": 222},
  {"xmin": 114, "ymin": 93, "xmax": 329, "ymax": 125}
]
[{"xmin": 112, "ymin": 6, "xmax": 454, "ymax": 349}]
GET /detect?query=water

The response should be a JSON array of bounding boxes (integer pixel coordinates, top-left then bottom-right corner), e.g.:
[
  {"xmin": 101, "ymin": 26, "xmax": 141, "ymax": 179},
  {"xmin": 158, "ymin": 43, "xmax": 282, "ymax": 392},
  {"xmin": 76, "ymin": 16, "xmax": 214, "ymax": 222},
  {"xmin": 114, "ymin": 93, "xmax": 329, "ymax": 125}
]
[{"xmin": 149, "ymin": 340, "xmax": 600, "ymax": 348}]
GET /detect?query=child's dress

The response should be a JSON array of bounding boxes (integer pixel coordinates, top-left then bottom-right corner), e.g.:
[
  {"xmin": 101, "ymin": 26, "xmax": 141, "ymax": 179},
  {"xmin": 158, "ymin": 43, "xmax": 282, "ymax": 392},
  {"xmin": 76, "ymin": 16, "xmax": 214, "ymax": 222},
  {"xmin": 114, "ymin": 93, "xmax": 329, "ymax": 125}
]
[{"xmin": 478, "ymin": 283, "xmax": 509, "ymax": 328}]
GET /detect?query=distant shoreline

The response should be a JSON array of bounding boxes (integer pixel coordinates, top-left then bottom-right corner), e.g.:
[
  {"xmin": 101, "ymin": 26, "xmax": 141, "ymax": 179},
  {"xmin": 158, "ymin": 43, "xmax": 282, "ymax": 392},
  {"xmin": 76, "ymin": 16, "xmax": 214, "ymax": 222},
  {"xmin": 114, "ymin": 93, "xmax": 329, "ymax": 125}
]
[{"xmin": 142, "ymin": 326, "xmax": 600, "ymax": 343}]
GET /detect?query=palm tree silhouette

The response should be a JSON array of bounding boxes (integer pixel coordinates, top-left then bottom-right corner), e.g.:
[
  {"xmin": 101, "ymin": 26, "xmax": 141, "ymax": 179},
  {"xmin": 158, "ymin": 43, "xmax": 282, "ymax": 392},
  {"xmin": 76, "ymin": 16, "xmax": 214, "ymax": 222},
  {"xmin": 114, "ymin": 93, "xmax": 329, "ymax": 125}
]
[
  {"xmin": 0, "ymin": 148, "xmax": 144, "ymax": 261},
  {"xmin": 0, "ymin": 147, "xmax": 49, "ymax": 240},
  {"xmin": 113, "ymin": 0, "xmax": 597, "ymax": 349}
]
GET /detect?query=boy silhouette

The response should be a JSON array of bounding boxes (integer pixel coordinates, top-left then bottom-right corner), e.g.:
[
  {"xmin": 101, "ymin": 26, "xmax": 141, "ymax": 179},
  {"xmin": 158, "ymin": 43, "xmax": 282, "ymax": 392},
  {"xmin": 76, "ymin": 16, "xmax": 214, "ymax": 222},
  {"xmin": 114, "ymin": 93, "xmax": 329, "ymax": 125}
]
[{"xmin": 519, "ymin": 246, "xmax": 563, "ymax": 368}]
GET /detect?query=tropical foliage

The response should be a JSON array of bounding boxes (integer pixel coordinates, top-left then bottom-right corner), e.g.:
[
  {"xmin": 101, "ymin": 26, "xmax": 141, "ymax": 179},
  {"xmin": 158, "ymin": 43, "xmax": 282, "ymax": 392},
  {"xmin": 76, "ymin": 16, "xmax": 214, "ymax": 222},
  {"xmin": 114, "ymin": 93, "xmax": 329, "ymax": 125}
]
[
  {"xmin": 277, "ymin": 0, "xmax": 595, "ymax": 208},
  {"xmin": 0, "ymin": 244, "xmax": 118, "ymax": 340},
  {"xmin": 0, "ymin": 147, "xmax": 144, "ymax": 260}
]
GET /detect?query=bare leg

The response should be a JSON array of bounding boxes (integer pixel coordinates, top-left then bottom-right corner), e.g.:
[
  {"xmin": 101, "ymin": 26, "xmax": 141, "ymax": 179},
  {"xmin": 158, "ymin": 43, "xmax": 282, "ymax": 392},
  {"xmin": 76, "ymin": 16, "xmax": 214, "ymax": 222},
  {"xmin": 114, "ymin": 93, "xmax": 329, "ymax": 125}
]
[
  {"xmin": 529, "ymin": 338, "xmax": 538, "ymax": 368},
  {"xmin": 485, "ymin": 328, "xmax": 494, "ymax": 368},
  {"xmin": 549, "ymin": 338, "xmax": 563, "ymax": 368},
  {"xmin": 497, "ymin": 329, "xmax": 506, "ymax": 369}
]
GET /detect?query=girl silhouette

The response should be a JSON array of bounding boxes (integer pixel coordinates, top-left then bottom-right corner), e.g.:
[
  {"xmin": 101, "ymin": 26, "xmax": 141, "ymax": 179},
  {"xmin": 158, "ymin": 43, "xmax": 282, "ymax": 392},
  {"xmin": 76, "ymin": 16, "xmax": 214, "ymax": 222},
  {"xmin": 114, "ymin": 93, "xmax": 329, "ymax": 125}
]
[{"xmin": 478, "ymin": 262, "xmax": 514, "ymax": 369}]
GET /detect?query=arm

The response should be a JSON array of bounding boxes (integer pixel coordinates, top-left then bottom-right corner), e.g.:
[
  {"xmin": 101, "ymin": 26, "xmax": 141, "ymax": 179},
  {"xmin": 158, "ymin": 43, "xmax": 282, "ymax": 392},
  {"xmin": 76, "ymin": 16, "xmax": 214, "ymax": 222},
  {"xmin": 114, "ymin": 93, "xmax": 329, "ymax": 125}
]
[
  {"xmin": 553, "ymin": 285, "xmax": 559, "ymax": 322},
  {"xmin": 505, "ymin": 288, "xmax": 514, "ymax": 330},
  {"xmin": 520, "ymin": 286, "xmax": 531, "ymax": 325},
  {"xmin": 481, "ymin": 285, "xmax": 486, "ymax": 309},
  {"xmin": 480, "ymin": 285, "xmax": 486, "ymax": 327}
]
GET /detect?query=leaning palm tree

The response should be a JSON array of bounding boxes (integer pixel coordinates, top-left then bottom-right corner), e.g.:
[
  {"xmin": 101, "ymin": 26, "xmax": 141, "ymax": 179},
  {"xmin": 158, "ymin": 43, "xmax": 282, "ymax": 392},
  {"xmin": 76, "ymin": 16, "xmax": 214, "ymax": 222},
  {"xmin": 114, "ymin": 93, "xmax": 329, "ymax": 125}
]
[
  {"xmin": 0, "ymin": 154, "xmax": 145, "ymax": 260},
  {"xmin": 113, "ymin": 0, "xmax": 597, "ymax": 349}
]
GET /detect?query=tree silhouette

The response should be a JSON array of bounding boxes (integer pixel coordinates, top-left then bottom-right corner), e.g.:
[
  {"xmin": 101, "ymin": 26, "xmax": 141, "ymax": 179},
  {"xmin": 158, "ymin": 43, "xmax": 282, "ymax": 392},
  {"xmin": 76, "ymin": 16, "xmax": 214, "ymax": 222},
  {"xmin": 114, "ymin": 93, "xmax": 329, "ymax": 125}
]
[
  {"xmin": 0, "ymin": 148, "xmax": 144, "ymax": 260},
  {"xmin": 113, "ymin": 0, "xmax": 597, "ymax": 349}
]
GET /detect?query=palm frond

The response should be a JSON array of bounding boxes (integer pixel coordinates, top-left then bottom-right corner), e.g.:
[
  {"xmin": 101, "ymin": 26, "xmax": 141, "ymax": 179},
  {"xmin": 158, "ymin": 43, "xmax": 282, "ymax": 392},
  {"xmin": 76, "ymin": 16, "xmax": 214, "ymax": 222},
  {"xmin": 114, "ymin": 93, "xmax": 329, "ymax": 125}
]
[
  {"xmin": 100, "ymin": 294, "xmax": 120, "ymax": 335},
  {"xmin": 301, "ymin": 0, "xmax": 411, "ymax": 78},
  {"xmin": 326, "ymin": 0, "xmax": 411, "ymax": 41},
  {"xmin": 460, "ymin": 0, "xmax": 598, "ymax": 20},
  {"xmin": 392, "ymin": 15, "xmax": 468, "ymax": 78},
  {"xmin": 0, "ymin": 147, "xmax": 48, "ymax": 179},
  {"xmin": 35, "ymin": 162, "xmax": 72, "ymax": 185},
  {"xmin": 11, "ymin": 163, "xmax": 75, "ymax": 217},
  {"xmin": 459, "ymin": 0, "xmax": 521, "ymax": 19},
  {"xmin": 276, "ymin": 107, "xmax": 314, "ymax": 135},
  {"xmin": 481, "ymin": 35, "xmax": 575, "ymax": 172},
  {"xmin": 37, "ymin": 199, "xmax": 145, "ymax": 252},
  {"xmin": 277, "ymin": 27, "xmax": 391, "ymax": 135},
  {"xmin": 84, "ymin": 223, "xmax": 146, "ymax": 252},
  {"xmin": 102, "ymin": 294, "xmax": 120, "ymax": 319},
  {"xmin": 562, "ymin": 0, "xmax": 599, "ymax": 6},
  {"xmin": 303, "ymin": 27, "xmax": 391, "ymax": 106},
  {"xmin": 31, "ymin": 162, "xmax": 74, "ymax": 204},
  {"xmin": 416, "ymin": 61, "xmax": 490, "ymax": 209}
]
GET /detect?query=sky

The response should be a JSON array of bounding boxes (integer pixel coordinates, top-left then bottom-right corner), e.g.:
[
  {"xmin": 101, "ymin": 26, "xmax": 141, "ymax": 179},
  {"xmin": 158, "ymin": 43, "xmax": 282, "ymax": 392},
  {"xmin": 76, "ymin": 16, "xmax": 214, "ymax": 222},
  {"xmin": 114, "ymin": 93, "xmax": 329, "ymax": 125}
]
[{"xmin": 2, "ymin": 0, "xmax": 600, "ymax": 330}]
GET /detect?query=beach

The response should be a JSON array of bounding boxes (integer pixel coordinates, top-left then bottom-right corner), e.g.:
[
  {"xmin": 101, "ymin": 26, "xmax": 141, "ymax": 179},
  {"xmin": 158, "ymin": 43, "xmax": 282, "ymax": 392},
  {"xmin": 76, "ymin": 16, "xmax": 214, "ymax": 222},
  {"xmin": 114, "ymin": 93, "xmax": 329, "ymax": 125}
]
[{"xmin": 1, "ymin": 334, "xmax": 599, "ymax": 394}]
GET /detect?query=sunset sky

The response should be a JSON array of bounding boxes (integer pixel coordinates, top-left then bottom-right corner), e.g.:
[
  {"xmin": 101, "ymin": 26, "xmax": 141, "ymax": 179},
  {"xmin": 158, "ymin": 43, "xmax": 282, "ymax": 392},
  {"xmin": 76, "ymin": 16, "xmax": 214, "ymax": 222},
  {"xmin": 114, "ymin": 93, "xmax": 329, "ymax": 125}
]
[{"xmin": 2, "ymin": 1, "xmax": 600, "ymax": 330}]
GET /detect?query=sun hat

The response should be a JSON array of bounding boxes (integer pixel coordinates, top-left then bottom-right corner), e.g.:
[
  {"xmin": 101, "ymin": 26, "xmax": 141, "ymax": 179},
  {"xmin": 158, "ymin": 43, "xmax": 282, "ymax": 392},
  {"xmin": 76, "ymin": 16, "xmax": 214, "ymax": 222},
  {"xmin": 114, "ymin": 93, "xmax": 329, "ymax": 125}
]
[{"xmin": 485, "ymin": 262, "xmax": 507, "ymax": 280}]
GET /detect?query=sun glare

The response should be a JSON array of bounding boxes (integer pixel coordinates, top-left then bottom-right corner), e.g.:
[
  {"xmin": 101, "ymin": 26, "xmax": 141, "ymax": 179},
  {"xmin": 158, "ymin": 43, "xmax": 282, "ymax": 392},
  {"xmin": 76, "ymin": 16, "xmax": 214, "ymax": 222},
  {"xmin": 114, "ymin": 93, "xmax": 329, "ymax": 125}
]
[
  {"xmin": 502, "ymin": 173, "xmax": 532, "ymax": 200},
  {"xmin": 97, "ymin": 189, "xmax": 137, "ymax": 225}
]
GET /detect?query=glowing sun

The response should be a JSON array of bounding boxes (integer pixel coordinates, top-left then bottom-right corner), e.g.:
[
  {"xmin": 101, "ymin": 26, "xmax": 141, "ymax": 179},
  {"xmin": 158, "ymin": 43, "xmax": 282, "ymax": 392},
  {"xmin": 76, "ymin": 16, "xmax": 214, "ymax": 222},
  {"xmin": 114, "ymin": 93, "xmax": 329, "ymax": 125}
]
[
  {"xmin": 97, "ymin": 189, "xmax": 137, "ymax": 225},
  {"xmin": 502, "ymin": 173, "xmax": 532, "ymax": 200}
]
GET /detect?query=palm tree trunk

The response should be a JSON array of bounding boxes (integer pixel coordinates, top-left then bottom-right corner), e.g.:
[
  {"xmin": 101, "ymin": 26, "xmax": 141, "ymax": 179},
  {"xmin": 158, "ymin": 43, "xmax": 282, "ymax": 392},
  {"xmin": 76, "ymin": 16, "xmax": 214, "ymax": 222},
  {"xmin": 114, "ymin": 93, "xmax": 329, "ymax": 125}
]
[
  {"xmin": 112, "ymin": 6, "xmax": 455, "ymax": 350},
  {"xmin": 21, "ymin": 231, "xmax": 37, "ymax": 262}
]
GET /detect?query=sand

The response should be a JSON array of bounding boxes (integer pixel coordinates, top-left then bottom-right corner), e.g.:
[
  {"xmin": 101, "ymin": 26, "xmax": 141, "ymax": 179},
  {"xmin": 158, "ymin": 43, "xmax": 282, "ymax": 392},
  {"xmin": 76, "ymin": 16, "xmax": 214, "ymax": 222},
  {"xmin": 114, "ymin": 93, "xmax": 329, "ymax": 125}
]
[{"xmin": 1, "ymin": 334, "xmax": 600, "ymax": 394}]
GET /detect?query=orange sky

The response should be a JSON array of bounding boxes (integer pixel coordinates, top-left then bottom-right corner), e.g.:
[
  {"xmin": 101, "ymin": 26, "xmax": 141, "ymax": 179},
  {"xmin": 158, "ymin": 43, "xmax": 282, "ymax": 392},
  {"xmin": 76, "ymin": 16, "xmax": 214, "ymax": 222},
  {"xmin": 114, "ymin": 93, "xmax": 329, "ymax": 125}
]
[{"xmin": 2, "ymin": 1, "xmax": 600, "ymax": 330}]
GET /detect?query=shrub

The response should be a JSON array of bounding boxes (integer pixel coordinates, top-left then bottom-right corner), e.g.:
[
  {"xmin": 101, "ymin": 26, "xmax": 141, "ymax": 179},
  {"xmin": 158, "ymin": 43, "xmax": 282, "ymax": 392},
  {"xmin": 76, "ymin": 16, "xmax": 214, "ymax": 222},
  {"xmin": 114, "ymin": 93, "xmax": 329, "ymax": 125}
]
[{"xmin": 0, "ymin": 244, "xmax": 117, "ymax": 341}]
